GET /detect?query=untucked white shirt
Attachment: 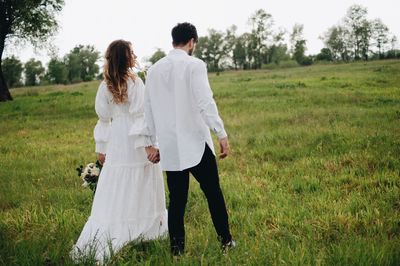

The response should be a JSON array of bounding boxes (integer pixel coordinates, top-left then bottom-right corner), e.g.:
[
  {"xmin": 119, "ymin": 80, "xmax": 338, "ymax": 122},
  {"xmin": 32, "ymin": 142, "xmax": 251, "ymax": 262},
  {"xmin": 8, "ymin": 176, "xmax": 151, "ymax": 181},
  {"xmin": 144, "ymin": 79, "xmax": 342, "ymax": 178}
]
[{"xmin": 145, "ymin": 48, "xmax": 227, "ymax": 171}]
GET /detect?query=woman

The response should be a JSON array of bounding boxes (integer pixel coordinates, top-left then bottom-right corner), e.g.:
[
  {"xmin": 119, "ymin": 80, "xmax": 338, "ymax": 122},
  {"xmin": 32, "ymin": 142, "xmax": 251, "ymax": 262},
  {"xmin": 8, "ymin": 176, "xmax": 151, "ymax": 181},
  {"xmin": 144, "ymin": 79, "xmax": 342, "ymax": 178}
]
[{"xmin": 71, "ymin": 40, "xmax": 167, "ymax": 262}]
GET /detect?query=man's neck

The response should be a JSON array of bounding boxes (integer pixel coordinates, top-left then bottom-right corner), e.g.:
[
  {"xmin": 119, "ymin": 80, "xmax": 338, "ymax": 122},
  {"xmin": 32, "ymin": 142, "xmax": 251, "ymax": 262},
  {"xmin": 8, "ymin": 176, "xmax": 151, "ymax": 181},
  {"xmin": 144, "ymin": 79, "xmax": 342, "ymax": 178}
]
[{"xmin": 174, "ymin": 46, "xmax": 189, "ymax": 54}]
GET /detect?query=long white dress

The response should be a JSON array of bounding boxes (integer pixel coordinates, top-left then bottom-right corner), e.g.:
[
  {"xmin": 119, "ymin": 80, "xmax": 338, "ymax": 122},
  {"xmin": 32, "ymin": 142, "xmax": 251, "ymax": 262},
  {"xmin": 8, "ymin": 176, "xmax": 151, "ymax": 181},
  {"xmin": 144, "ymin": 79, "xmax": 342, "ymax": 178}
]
[{"xmin": 71, "ymin": 78, "xmax": 168, "ymax": 261}]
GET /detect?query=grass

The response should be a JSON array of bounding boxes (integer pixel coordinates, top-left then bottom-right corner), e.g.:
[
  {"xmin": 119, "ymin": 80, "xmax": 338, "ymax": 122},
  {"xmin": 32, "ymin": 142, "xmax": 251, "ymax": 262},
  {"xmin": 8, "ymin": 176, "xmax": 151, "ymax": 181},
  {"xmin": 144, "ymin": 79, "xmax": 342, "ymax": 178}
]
[{"xmin": 1, "ymin": 60, "xmax": 400, "ymax": 265}]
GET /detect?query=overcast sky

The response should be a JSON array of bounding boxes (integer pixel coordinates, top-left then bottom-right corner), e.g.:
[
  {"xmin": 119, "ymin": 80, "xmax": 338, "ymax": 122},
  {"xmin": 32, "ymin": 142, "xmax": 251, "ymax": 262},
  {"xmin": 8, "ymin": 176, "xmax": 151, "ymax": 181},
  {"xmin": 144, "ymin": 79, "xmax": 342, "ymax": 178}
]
[{"xmin": 5, "ymin": 0, "xmax": 400, "ymax": 66}]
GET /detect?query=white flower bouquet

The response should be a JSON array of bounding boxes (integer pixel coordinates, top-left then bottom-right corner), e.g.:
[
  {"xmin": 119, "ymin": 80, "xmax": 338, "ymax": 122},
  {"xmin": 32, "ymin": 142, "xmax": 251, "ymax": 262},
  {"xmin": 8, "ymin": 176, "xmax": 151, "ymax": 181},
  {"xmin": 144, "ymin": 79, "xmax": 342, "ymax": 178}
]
[{"xmin": 76, "ymin": 160, "xmax": 102, "ymax": 193}]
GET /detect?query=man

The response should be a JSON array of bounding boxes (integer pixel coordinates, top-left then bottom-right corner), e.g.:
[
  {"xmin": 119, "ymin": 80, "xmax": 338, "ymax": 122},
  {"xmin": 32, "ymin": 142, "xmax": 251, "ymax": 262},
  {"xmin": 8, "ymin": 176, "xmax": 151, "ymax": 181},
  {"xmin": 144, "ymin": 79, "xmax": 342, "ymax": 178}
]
[{"xmin": 144, "ymin": 22, "xmax": 235, "ymax": 256}]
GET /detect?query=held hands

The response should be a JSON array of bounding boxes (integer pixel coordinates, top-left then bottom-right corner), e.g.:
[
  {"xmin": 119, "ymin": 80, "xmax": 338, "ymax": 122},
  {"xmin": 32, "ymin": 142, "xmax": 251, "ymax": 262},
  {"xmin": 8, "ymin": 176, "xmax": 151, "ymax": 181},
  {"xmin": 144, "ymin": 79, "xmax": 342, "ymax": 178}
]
[
  {"xmin": 219, "ymin": 137, "xmax": 230, "ymax": 159},
  {"xmin": 145, "ymin": 146, "xmax": 160, "ymax": 164},
  {"xmin": 98, "ymin": 153, "xmax": 106, "ymax": 165}
]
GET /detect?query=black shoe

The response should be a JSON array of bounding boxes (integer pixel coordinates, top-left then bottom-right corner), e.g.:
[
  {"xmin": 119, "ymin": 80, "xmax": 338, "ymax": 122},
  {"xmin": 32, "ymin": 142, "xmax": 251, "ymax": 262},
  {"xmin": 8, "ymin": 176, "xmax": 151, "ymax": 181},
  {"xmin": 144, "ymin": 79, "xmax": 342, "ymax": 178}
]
[
  {"xmin": 221, "ymin": 240, "xmax": 236, "ymax": 253},
  {"xmin": 170, "ymin": 237, "xmax": 185, "ymax": 257},
  {"xmin": 171, "ymin": 246, "xmax": 184, "ymax": 257}
]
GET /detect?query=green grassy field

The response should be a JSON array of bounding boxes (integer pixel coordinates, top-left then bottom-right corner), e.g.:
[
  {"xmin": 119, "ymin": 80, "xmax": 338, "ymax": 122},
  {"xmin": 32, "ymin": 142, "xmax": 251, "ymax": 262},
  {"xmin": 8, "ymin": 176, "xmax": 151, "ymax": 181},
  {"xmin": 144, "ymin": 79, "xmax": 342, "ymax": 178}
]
[{"xmin": 0, "ymin": 60, "xmax": 399, "ymax": 265}]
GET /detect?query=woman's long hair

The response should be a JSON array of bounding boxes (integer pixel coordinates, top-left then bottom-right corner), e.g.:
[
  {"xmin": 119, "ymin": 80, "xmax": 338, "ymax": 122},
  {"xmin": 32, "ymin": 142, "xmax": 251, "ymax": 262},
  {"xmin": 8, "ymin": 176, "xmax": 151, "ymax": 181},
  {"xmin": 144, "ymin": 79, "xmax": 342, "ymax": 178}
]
[{"xmin": 103, "ymin": 40, "xmax": 137, "ymax": 104}]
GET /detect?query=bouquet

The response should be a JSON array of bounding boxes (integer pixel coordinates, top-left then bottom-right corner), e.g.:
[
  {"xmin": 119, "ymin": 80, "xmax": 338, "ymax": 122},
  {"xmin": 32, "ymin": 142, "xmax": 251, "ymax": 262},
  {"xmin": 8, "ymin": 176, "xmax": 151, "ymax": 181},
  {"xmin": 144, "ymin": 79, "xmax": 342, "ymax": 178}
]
[{"xmin": 76, "ymin": 160, "xmax": 102, "ymax": 193}]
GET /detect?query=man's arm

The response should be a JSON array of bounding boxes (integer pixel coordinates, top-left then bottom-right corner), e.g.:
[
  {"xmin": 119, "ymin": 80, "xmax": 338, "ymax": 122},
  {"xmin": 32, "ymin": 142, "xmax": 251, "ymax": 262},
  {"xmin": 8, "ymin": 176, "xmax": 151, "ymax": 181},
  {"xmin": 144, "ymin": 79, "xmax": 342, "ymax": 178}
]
[{"xmin": 191, "ymin": 61, "xmax": 230, "ymax": 158}]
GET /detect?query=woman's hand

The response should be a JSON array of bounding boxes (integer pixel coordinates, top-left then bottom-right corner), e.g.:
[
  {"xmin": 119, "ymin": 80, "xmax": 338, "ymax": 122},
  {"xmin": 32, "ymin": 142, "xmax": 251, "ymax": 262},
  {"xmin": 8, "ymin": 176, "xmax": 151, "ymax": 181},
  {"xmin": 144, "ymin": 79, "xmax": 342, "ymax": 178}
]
[
  {"xmin": 145, "ymin": 146, "xmax": 160, "ymax": 163},
  {"xmin": 98, "ymin": 153, "xmax": 106, "ymax": 165}
]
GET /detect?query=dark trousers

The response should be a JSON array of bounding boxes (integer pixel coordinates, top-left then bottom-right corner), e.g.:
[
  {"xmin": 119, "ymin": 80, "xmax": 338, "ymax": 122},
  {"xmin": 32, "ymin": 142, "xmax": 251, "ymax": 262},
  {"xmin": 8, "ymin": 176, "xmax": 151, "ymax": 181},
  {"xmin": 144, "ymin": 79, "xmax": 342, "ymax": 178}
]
[{"xmin": 166, "ymin": 144, "xmax": 232, "ymax": 252}]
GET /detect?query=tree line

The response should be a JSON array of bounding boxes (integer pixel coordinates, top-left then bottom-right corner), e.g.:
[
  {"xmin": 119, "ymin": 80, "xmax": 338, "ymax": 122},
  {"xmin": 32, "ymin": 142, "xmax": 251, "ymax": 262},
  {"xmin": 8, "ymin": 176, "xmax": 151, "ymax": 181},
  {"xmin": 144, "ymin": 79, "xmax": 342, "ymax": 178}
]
[
  {"xmin": 150, "ymin": 5, "xmax": 399, "ymax": 72},
  {"xmin": 3, "ymin": 45, "xmax": 100, "ymax": 88},
  {"xmin": 1, "ymin": 0, "xmax": 65, "ymax": 101},
  {"xmin": 0, "ymin": 1, "xmax": 399, "ymax": 101}
]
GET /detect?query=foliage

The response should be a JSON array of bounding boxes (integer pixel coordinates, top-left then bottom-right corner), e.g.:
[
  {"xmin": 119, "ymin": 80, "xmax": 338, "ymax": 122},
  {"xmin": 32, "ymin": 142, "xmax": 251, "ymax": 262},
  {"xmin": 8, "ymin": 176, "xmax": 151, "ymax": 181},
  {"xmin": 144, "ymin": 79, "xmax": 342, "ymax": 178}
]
[
  {"xmin": 247, "ymin": 9, "xmax": 274, "ymax": 69},
  {"xmin": 269, "ymin": 44, "xmax": 290, "ymax": 65},
  {"xmin": 193, "ymin": 9, "xmax": 294, "ymax": 71},
  {"xmin": 46, "ymin": 57, "xmax": 68, "ymax": 84},
  {"xmin": 1, "ymin": 0, "xmax": 64, "ymax": 45},
  {"xmin": 2, "ymin": 56, "xmax": 23, "ymax": 88},
  {"xmin": 321, "ymin": 4, "xmax": 395, "ymax": 62},
  {"xmin": 64, "ymin": 45, "xmax": 100, "ymax": 83},
  {"xmin": 316, "ymin": 48, "xmax": 334, "ymax": 61},
  {"xmin": 322, "ymin": 26, "xmax": 351, "ymax": 61},
  {"xmin": 24, "ymin": 58, "xmax": 45, "ymax": 86},
  {"xmin": 371, "ymin": 19, "xmax": 390, "ymax": 59},
  {"xmin": 344, "ymin": 4, "xmax": 370, "ymax": 60},
  {"xmin": 194, "ymin": 29, "xmax": 227, "ymax": 72},
  {"xmin": 0, "ymin": 0, "xmax": 65, "ymax": 101},
  {"xmin": 290, "ymin": 23, "xmax": 304, "ymax": 55},
  {"xmin": 293, "ymin": 40, "xmax": 314, "ymax": 66},
  {"xmin": 148, "ymin": 48, "xmax": 166, "ymax": 65}
]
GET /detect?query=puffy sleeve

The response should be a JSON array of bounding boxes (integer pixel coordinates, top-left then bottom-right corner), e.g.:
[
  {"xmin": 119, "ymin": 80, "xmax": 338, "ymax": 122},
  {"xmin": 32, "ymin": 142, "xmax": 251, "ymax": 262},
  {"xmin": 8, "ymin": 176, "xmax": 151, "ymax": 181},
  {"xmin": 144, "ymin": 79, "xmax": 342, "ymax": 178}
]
[
  {"xmin": 128, "ymin": 78, "xmax": 157, "ymax": 148},
  {"xmin": 94, "ymin": 81, "xmax": 112, "ymax": 154}
]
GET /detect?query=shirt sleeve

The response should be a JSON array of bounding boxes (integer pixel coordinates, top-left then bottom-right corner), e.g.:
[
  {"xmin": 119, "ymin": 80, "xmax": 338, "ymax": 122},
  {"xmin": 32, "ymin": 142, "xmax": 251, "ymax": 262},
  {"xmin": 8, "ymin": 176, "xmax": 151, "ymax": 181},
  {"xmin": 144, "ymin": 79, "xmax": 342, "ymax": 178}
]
[
  {"xmin": 128, "ymin": 78, "xmax": 157, "ymax": 148},
  {"xmin": 144, "ymin": 71, "xmax": 158, "ymax": 147},
  {"xmin": 94, "ymin": 82, "xmax": 111, "ymax": 154},
  {"xmin": 191, "ymin": 61, "xmax": 227, "ymax": 139}
]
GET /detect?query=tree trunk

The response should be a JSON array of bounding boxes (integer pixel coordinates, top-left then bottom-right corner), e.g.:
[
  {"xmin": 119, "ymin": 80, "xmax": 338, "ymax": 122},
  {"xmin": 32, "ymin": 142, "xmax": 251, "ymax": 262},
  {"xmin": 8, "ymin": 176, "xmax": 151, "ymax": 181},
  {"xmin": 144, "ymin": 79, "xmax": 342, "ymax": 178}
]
[{"xmin": 0, "ymin": 36, "xmax": 13, "ymax": 102}]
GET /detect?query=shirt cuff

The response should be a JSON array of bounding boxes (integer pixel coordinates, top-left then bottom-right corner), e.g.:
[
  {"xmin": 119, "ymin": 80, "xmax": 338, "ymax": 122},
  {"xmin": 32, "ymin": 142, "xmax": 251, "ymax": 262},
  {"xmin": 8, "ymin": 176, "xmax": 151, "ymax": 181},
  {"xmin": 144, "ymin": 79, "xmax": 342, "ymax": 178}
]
[
  {"xmin": 134, "ymin": 135, "xmax": 155, "ymax": 149},
  {"xmin": 215, "ymin": 129, "xmax": 227, "ymax": 139},
  {"xmin": 95, "ymin": 142, "xmax": 107, "ymax": 154}
]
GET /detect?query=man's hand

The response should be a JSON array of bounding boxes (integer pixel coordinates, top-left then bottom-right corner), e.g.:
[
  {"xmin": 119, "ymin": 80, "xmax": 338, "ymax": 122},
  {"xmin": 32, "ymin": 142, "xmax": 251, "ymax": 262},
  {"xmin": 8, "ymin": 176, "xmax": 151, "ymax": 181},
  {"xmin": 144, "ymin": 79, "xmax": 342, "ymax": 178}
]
[
  {"xmin": 218, "ymin": 137, "xmax": 230, "ymax": 159},
  {"xmin": 145, "ymin": 146, "xmax": 160, "ymax": 163},
  {"xmin": 98, "ymin": 153, "xmax": 106, "ymax": 165}
]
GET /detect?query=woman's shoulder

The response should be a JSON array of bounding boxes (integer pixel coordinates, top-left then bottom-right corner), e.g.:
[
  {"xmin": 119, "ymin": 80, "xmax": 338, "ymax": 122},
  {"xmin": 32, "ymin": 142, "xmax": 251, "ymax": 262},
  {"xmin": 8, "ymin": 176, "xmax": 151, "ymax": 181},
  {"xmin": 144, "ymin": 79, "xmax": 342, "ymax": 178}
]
[
  {"xmin": 128, "ymin": 75, "xmax": 144, "ymax": 87},
  {"xmin": 127, "ymin": 76, "xmax": 145, "ymax": 95},
  {"xmin": 98, "ymin": 80, "xmax": 108, "ymax": 92},
  {"xmin": 96, "ymin": 80, "xmax": 113, "ymax": 101}
]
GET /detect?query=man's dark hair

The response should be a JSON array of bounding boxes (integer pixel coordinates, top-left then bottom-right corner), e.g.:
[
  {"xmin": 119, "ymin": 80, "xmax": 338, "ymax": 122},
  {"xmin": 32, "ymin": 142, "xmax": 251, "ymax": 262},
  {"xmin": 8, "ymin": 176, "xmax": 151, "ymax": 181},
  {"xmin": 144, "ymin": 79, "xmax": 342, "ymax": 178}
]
[{"xmin": 171, "ymin": 22, "xmax": 198, "ymax": 46}]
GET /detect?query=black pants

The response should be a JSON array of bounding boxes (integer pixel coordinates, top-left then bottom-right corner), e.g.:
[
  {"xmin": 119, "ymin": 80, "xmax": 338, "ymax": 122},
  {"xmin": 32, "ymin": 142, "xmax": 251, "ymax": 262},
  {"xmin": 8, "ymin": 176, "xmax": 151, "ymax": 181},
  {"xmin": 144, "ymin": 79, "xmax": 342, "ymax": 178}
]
[{"xmin": 166, "ymin": 144, "xmax": 232, "ymax": 251}]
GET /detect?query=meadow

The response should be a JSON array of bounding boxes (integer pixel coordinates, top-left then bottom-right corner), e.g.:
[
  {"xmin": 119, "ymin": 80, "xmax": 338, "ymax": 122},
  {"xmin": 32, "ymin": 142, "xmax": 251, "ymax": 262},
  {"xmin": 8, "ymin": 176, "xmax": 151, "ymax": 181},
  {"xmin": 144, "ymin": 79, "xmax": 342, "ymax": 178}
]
[{"xmin": 0, "ymin": 60, "xmax": 399, "ymax": 265}]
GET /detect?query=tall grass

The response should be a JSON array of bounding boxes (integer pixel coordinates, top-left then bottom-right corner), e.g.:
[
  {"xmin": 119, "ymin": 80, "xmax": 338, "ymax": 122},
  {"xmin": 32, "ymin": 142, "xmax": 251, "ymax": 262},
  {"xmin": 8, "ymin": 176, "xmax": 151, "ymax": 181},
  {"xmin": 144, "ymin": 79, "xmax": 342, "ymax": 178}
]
[{"xmin": 1, "ymin": 60, "xmax": 399, "ymax": 265}]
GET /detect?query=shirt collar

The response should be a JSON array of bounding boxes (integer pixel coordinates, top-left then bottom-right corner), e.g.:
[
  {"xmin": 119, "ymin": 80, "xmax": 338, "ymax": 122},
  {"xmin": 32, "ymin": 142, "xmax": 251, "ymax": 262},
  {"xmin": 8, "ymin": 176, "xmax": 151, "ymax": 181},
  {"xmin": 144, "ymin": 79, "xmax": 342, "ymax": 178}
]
[{"xmin": 168, "ymin": 48, "xmax": 188, "ymax": 56}]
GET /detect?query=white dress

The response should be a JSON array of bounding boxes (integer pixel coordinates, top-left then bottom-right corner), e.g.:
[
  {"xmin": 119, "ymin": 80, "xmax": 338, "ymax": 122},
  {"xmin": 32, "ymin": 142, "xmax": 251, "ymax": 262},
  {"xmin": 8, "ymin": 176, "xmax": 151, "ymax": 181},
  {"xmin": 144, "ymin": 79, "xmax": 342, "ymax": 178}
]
[{"xmin": 71, "ymin": 78, "xmax": 168, "ymax": 261}]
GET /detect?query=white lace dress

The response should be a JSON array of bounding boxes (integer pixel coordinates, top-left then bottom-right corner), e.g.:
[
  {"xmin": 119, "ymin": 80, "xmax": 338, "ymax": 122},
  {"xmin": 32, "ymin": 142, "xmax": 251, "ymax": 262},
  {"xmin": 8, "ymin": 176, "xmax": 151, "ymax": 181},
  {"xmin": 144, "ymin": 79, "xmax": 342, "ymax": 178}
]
[{"xmin": 71, "ymin": 78, "xmax": 168, "ymax": 261}]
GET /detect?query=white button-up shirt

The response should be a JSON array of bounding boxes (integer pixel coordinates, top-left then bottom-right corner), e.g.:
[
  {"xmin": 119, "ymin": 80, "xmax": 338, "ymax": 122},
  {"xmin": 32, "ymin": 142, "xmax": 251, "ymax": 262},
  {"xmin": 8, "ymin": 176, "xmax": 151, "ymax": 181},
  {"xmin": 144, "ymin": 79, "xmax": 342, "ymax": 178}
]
[{"xmin": 144, "ymin": 48, "xmax": 227, "ymax": 171}]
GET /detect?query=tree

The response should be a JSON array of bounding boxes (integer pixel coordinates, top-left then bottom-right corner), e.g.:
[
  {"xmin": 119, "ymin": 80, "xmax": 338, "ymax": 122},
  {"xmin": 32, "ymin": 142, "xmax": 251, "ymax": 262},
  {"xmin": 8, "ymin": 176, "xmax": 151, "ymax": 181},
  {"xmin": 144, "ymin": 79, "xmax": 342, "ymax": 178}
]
[
  {"xmin": 148, "ymin": 48, "xmax": 166, "ymax": 65},
  {"xmin": 359, "ymin": 20, "xmax": 372, "ymax": 60},
  {"xmin": 194, "ymin": 29, "xmax": 227, "ymax": 72},
  {"xmin": 293, "ymin": 40, "xmax": 306, "ymax": 64},
  {"xmin": 223, "ymin": 25, "xmax": 239, "ymax": 69},
  {"xmin": 46, "ymin": 57, "xmax": 68, "ymax": 84},
  {"xmin": 387, "ymin": 35, "xmax": 399, "ymax": 58},
  {"xmin": 232, "ymin": 33, "xmax": 248, "ymax": 69},
  {"xmin": 290, "ymin": 24, "xmax": 304, "ymax": 56},
  {"xmin": 24, "ymin": 59, "xmax": 45, "ymax": 86},
  {"xmin": 321, "ymin": 4, "xmax": 396, "ymax": 62},
  {"xmin": 344, "ymin": 4, "xmax": 370, "ymax": 60},
  {"xmin": 266, "ymin": 28, "xmax": 290, "ymax": 65},
  {"xmin": 207, "ymin": 29, "xmax": 227, "ymax": 71},
  {"xmin": 65, "ymin": 52, "xmax": 81, "ymax": 83},
  {"xmin": 194, "ymin": 36, "xmax": 208, "ymax": 61},
  {"xmin": 316, "ymin": 48, "xmax": 333, "ymax": 61},
  {"xmin": 65, "ymin": 45, "xmax": 100, "ymax": 83},
  {"xmin": 2, "ymin": 56, "xmax": 23, "ymax": 88},
  {"xmin": 248, "ymin": 9, "xmax": 273, "ymax": 69},
  {"xmin": 269, "ymin": 44, "xmax": 290, "ymax": 65},
  {"xmin": 371, "ymin": 19, "xmax": 390, "ymax": 59},
  {"xmin": 0, "ymin": 0, "xmax": 64, "ymax": 101},
  {"xmin": 322, "ymin": 25, "xmax": 351, "ymax": 61}
]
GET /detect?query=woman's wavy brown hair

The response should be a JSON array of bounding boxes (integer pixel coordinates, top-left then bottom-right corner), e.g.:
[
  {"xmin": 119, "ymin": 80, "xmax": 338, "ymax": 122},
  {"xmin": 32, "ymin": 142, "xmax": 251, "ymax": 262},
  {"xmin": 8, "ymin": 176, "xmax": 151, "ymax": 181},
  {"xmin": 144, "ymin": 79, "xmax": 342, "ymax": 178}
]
[{"xmin": 103, "ymin": 40, "xmax": 137, "ymax": 104}]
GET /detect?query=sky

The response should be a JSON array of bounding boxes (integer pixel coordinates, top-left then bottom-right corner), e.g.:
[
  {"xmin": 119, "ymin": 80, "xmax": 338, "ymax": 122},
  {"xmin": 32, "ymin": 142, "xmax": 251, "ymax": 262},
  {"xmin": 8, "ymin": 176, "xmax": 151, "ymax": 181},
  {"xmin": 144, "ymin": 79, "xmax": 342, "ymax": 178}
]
[{"xmin": 4, "ymin": 0, "xmax": 400, "ymax": 66}]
